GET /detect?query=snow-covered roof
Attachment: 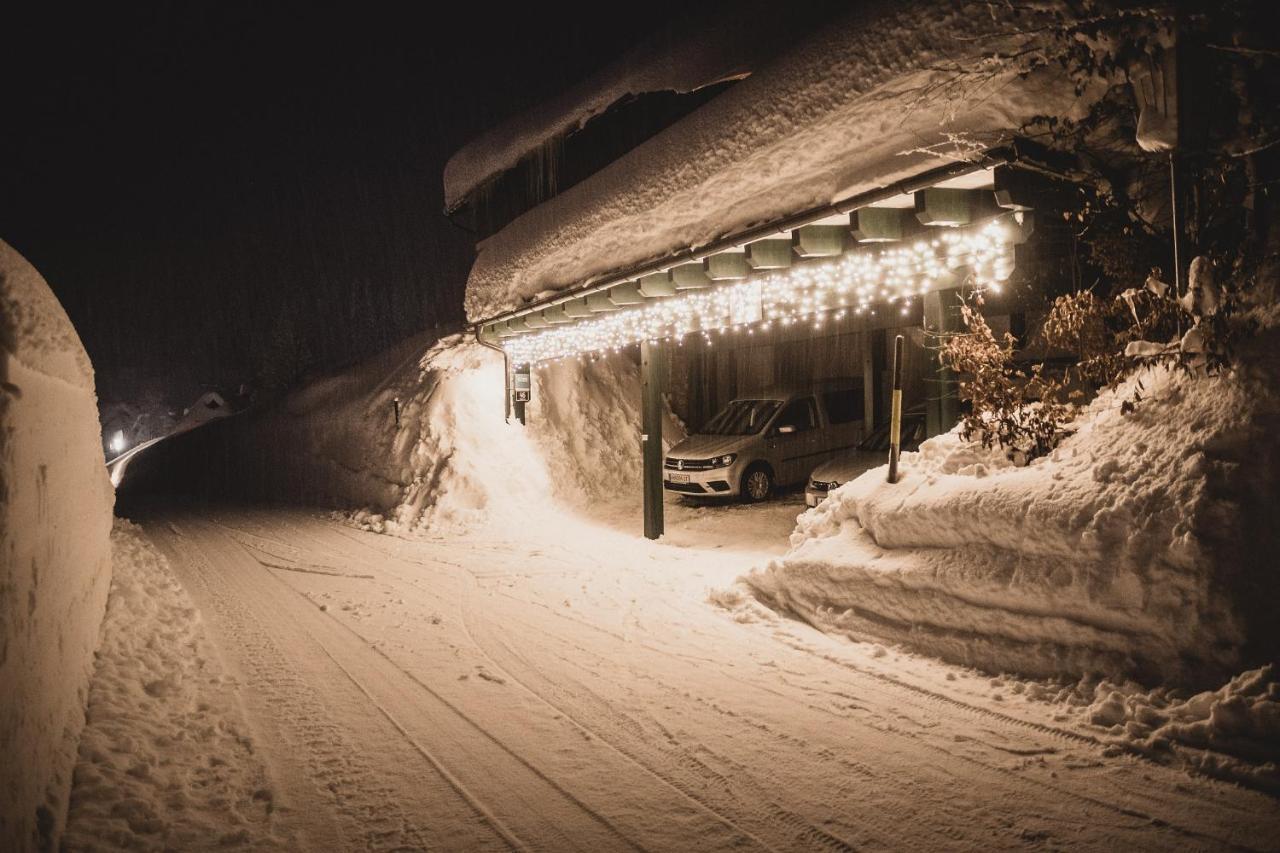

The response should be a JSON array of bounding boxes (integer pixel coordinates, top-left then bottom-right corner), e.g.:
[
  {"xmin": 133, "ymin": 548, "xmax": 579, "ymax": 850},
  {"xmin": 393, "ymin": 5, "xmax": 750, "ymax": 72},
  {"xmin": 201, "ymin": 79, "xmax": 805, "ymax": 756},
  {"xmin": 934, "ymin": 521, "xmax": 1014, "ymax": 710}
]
[
  {"xmin": 443, "ymin": 8, "xmax": 777, "ymax": 214},
  {"xmin": 464, "ymin": 1, "xmax": 1104, "ymax": 322}
]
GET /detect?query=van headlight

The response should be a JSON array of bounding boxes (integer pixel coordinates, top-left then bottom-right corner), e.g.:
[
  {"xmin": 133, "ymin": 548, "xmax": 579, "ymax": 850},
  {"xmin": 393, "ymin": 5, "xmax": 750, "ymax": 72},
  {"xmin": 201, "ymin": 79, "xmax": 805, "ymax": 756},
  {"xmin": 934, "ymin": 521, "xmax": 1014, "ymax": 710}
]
[{"xmin": 713, "ymin": 454, "xmax": 737, "ymax": 468}]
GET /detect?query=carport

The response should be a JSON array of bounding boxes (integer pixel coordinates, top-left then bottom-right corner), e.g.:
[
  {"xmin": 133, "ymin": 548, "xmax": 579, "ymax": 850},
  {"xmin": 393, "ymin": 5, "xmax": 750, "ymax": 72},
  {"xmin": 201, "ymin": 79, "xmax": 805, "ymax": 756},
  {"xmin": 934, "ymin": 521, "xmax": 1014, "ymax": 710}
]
[{"xmin": 474, "ymin": 145, "xmax": 1055, "ymax": 540}]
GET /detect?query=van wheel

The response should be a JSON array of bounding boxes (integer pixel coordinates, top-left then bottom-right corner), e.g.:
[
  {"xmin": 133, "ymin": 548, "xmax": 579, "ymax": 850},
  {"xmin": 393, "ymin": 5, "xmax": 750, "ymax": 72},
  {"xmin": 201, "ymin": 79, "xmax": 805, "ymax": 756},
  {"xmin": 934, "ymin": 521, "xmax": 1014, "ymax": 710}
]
[{"xmin": 741, "ymin": 465, "xmax": 773, "ymax": 502}]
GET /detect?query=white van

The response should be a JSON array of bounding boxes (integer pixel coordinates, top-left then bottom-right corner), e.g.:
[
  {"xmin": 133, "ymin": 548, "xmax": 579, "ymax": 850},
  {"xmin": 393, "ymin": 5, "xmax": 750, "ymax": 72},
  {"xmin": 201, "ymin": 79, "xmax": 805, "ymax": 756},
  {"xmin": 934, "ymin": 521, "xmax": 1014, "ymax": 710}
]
[{"xmin": 663, "ymin": 382, "xmax": 865, "ymax": 501}]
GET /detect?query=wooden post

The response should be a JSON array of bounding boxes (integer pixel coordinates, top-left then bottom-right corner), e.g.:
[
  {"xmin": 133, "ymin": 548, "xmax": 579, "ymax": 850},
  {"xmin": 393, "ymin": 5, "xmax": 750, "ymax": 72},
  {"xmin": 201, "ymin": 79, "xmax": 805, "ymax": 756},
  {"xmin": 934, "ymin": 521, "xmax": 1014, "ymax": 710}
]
[
  {"xmin": 641, "ymin": 339, "xmax": 665, "ymax": 540},
  {"xmin": 888, "ymin": 335, "xmax": 904, "ymax": 483}
]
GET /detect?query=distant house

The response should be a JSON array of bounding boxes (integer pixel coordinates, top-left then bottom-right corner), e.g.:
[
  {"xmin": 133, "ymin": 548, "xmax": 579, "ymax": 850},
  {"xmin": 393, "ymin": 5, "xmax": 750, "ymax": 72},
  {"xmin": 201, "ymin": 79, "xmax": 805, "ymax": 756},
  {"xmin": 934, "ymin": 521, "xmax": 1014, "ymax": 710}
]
[{"xmin": 450, "ymin": 1, "xmax": 1104, "ymax": 537}]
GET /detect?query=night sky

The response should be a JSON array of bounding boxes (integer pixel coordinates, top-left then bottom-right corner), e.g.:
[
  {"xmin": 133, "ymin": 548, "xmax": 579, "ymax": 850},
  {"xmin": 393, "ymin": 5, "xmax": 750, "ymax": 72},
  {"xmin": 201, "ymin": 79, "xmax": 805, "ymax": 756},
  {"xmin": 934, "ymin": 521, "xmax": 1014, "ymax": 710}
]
[{"xmin": 2, "ymin": 3, "xmax": 691, "ymax": 417}]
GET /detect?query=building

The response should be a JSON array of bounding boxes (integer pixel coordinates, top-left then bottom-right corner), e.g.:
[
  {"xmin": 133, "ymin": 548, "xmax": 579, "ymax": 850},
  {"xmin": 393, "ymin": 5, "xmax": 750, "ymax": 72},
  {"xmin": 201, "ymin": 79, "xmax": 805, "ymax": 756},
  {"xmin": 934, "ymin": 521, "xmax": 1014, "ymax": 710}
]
[{"xmin": 449, "ymin": 1, "xmax": 1100, "ymax": 538}]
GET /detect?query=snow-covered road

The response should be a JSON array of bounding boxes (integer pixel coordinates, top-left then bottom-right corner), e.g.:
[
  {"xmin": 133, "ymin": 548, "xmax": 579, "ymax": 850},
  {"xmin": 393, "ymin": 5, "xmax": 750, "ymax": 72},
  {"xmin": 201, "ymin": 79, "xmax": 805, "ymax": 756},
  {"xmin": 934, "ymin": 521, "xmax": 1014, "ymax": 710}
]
[{"xmin": 128, "ymin": 506, "xmax": 1278, "ymax": 852}]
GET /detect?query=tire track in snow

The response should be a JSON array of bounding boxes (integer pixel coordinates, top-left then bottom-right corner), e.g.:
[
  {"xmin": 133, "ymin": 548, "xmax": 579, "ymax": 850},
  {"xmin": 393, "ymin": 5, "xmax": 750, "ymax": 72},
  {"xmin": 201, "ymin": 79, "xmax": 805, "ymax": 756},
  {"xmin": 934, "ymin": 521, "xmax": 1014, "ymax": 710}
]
[
  {"xmin": 204, "ymin": 510, "xmax": 1276, "ymax": 851},
  {"xmin": 202, "ymin": 513, "xmax": 651, "ymax": 852},
  {"xmin": 256, "ymin": 513, "xmax": 869, "ymax": 851},
  {"xmin": 149, "ymin": 521, "xmax": 456, "ymax": 852}
]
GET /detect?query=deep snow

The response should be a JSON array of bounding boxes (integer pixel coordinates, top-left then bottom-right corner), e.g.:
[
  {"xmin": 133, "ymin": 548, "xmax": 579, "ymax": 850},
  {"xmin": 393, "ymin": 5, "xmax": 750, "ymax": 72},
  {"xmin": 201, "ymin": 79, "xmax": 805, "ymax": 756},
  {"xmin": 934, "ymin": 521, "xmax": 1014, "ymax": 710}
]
[
  {"xmin": 1, "ymin": 240, "xmax": 115, "ymax": 851},
  {"xmin": 743, "ymin": 326, "xmax": 1280, "ymax": 686},
  {"xmin": 463, "ymin": 1, "xmax": 1106, "ymax": 320},
  {"xmin": 63, "ymin": 521, "xmax": 287, "ymax": 850}
]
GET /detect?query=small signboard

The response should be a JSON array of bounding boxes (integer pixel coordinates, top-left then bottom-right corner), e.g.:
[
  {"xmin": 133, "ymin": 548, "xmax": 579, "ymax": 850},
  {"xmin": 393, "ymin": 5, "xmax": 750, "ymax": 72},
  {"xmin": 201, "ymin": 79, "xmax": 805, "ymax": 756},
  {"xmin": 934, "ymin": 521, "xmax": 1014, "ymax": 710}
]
[{"xmin": 512, "ymin": 369, "xmax": 531, "ymax": 403}]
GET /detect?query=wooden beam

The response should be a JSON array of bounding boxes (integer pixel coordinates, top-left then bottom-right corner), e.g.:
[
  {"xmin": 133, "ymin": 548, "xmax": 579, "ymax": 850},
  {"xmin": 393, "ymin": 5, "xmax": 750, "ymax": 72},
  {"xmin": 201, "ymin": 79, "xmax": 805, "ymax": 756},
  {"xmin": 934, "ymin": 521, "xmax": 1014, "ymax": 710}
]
[
  {"xmin": 641, "ymin": 339, "xmax": 665, "ymax": 540},
  {"xmin": 914, "ymin": 188, "xmax": 978, "ymax": 227},
  {"xmin": 850, "ymin": 207, "xmax": 909, "ymax": 243},
  {"xmin": 562, "ymin": 298, "xmax": 592, "ymax": 318},
  {"xmin": 542, "ymin": 305, "xmax": 571, "ymax": 324},
  {"xmin": 586, "ymin": 292, "xmax": 620, "ymax": 312},
  {"xmin": 792, "ymin": 225, "xmax": 848, "ymax": 258},
  {"xmin": 745, "ymin": 238, "xmax": 792, "ymax": 270},
  {"xmin": 671, "ymin": 263, "xmax": 711, "ymax": 290},
  {"xmin": 522, "ymin": 313, "xmax": 549, "ymax": 329},
  {"xmin": 703, "ymin": 252, "xmax": 750, "ymax": 280},
  {"xmin": 638, "ymin": 271, "xmax": 676, "ymax": 298},
  {"xmin": 608, "ymin": 281, "xmax": 646, "ymax": 306}
]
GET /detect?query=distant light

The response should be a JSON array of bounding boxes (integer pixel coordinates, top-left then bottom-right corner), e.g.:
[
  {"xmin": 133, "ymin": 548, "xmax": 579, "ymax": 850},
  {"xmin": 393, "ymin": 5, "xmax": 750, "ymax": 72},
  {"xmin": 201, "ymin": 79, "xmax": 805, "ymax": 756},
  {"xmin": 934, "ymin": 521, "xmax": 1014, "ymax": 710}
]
[{"xmin": 110, "ymin": 430, "xmax": 126, "ymax": 454}]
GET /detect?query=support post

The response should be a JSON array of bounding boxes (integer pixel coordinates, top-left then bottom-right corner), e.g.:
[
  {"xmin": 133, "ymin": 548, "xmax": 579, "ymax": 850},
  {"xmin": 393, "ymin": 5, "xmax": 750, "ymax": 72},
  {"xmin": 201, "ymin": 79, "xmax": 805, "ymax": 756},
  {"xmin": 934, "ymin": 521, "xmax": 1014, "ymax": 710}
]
[
  {"xmin": 923, "ymin": 288, "xmax": 962, "ymax": 438},
  {"xmin": 641, "ymin": 339, "xmax": 665, "ymax": 540},
  {"xmin": 888, "ymin": 335, "xmax": 904, "ymax": 483}
]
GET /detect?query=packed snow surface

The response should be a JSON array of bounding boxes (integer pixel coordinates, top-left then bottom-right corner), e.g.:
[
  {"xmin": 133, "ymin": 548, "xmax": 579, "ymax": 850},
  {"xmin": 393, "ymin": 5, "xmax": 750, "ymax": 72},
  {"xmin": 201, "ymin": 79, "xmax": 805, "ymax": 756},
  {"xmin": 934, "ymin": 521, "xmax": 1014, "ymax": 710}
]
[
  {"xmin": 92, "ymin": 503, "xmax": 1280, "ymax": 851},
  {"xmin": 1, "ymin": 240, "xmax": 115, "ymax": 851},
  {"xmin": 63, "ymin": 521, "xmax": 288, "ymax": 850},
  {"xmin": 464, "ymin": 0, "xmax": 1104, "ymax": 320},
  {"xmin": 744, "ymin": 328, "xmax": 1280, "ymax": 687}
]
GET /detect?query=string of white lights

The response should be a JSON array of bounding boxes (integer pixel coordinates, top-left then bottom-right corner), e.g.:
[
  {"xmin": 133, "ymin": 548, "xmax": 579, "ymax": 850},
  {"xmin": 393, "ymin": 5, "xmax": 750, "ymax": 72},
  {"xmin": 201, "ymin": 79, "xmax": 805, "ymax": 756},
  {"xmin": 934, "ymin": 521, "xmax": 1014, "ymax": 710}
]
[{"xmin": 504, "ymin": 218, "xmax": 1015, "ymax": 366}]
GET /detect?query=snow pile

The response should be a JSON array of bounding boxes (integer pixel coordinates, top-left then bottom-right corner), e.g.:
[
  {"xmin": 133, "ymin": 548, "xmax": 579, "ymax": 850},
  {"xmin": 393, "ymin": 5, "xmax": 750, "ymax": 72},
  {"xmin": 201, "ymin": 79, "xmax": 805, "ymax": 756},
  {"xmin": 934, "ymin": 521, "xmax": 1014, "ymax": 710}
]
[
  {"xmin": 183, "ymin": 333, "xmax": 677, "ymax": 536},
  {"xmin": 62, "ymin": 520, "xmax": 285, "ymax": 850},
  {"xmin": 1077, "ymin": 664, "xmax": 1280, "ymax": 794},
  {"xmin": 743, "ymin": 324, "xmax": 1280, "ymax": 685},
  {"xmin": 465, "ymin": 1, "xmax": 1104, "ymax": 320},
  {"xmin": 353, "ymin": 338, "xmax": 679, "ymax": 534},
  {"xmin": 1, "ymin": 240, "xmax": 115, "ymax": 851}
]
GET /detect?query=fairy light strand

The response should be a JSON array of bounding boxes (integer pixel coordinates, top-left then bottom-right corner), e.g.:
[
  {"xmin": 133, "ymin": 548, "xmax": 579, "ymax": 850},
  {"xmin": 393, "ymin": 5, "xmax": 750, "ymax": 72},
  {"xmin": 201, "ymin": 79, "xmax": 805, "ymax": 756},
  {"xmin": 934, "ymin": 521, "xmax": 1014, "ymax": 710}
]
[{"xmin": 504, "ymin": 218, "xmax": 1015, "ymax": 366}]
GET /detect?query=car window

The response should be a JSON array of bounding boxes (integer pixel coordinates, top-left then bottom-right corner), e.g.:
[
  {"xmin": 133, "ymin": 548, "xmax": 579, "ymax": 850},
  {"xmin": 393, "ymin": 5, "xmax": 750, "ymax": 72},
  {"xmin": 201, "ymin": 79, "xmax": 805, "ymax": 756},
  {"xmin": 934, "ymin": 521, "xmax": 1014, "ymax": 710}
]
[
  {"xmin": 774, "ymin": 397, "xmax": 817, "ymax": 434},
  {"xmin": 822, "ymin": 389, "xmax": 864, "ymax": 425},
  {"xmin": 703, "ymin": 399, "xmax": 782, "ymax": 436}
]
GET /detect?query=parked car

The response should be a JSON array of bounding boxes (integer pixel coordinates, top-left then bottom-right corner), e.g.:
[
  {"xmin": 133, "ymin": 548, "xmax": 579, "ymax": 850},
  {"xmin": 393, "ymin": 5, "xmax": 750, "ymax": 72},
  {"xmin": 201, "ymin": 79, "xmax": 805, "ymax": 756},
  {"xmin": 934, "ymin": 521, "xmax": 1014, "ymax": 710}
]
[
  {"xmin": 663, "ymin": 382, "xmax": 865, "ymax": 501},
  {"xmin": 804, "ymin": 409, "xmax": 928, "ymax": 507}
]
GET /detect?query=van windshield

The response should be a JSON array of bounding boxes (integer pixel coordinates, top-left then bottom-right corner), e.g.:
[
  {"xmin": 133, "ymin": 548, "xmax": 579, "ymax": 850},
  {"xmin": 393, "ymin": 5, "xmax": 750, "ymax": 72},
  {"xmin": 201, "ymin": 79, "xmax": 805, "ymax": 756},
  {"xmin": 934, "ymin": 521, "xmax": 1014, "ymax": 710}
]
[{"xmin": 701, "ymin": 399, "xmax": 782, "ymax": 436}]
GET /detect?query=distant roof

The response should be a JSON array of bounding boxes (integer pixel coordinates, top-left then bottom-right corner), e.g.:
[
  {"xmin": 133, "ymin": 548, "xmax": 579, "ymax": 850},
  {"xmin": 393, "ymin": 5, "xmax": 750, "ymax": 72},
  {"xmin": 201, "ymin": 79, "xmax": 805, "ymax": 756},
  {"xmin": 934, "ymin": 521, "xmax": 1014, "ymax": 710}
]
[{"xmin": 443, "ymin": 2, "xmax": 831, "ymax": 213}]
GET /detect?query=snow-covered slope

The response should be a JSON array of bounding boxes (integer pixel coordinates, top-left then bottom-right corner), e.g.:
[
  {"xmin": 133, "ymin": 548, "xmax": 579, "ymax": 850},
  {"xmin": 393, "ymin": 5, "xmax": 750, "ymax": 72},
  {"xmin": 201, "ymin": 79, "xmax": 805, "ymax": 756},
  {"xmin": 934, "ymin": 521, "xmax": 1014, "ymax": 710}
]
[
  {"xmin": 0, "ymin": 240, "xmax": 115, "ymax": 851},
  {"xmin": 464, "ymin": 0, "xmax": 1104, "ymax": 320},
  {"xmin": 744, "ymin": 321, "xmax": 1280, "ymax": 687},
  {"xmin": 135, "ymin": 333, "xmax": 681, "ymax": 537}
]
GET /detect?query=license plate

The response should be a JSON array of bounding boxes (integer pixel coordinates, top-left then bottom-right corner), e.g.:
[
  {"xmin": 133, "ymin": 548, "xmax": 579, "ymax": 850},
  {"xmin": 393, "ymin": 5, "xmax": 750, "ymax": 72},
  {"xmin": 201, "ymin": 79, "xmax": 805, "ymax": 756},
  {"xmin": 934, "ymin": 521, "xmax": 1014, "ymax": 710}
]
[{"xmin": 667, "ymin": 473, "xmax": 690, "ymax": 483}]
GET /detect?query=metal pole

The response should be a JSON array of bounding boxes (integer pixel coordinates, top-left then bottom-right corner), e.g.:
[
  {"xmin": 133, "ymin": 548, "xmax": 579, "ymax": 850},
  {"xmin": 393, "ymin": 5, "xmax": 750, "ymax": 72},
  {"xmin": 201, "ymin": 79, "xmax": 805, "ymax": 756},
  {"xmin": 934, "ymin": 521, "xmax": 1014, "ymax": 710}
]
[
  {"xmin": 641, "ymin": 339, "xmax": 665, "ymax": 540},
  {"xmin": 1170, "ymin": 151, "xmax": 1183, "ymax": 300},
  {"xmin": 887, "ymin": 334, "xmax": 904, "ymax": 484}
]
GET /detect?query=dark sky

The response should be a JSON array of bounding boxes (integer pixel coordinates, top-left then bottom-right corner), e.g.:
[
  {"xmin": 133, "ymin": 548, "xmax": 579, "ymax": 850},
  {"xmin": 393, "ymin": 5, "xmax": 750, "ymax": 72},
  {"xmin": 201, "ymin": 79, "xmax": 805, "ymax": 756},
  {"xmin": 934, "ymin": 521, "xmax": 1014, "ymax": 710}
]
[{"xmin": 2, "ymin": 3, "xmax": 688, "ymax": 411}]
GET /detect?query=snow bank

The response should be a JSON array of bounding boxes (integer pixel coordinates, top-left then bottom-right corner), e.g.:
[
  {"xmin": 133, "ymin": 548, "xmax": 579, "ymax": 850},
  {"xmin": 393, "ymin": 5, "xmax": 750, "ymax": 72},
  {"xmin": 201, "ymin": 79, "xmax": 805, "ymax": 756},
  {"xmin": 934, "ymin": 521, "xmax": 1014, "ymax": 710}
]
[
  {"xmin": 1, "ymin": 240, "xmax": 115, "ymax": 851},
  {"xmin": 348, "ymin": 338, "xmax": 682, "ymax": 533},
  {"xmin": 465, "ymin": 1, "xmax": 1104, "ymax": 320},
  {"xmin": 125, "ymin": 333, "xmax": 680, "ymax": 537},
  {"xmin": 744, "ymin": 324, "xmax": 1280, "ymax": 686},
  {"xmin": 63, "ymin": 521, "xmax": 285, "ymax": 849}
]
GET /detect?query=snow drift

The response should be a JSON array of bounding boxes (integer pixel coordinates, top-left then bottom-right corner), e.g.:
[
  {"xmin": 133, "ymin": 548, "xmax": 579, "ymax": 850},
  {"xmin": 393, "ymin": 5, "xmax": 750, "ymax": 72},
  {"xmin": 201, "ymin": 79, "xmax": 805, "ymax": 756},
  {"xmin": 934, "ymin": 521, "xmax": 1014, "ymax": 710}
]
[
  {"xmin": 745, "ymin": 322, "xmax": 1280, "ymax": 687},
  {"xmin": 464, "ymin": 1, "xmax": 1104, "ymax": 320},
  {"xmin": 119, "ymin": 333, "xmax": 678, "ymax": 537},
  {"xmin": 1, "ymin": 240, "xmax": 115, "ymax": 851}
]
